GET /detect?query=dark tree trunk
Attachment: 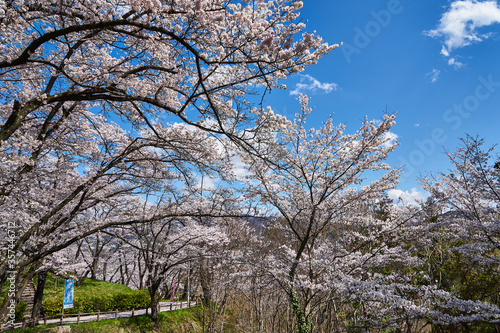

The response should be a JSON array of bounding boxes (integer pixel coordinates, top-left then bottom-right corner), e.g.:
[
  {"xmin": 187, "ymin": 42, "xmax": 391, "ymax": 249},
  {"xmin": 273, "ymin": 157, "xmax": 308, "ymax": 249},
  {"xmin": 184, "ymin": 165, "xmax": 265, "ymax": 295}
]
[
  {"xmin": 123, "ymin": 259, "xmax": 130, "ymax": 285},
  {"xmin": 31, "ymin": 270, "xmax": 48, "ymax": 326},
  {"xmin": 148, "ymin": 283, "xmax": 160, "ymax": 325},
  {"xmin": 119, "ymin": 264, "xmax": 125, "ymax": 285},
  {"xmin": 102, "ymin": 262, "xmax": 107, "ymax": 281}
]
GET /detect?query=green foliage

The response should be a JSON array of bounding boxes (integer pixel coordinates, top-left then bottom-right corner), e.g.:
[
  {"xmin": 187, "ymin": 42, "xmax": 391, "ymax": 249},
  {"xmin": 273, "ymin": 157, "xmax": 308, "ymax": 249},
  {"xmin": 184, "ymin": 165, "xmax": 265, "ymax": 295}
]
[
  {"xmin": 290, "ymin": 289, "xmax": 312, "ymax": 333},
  {"xmin": 413, "ymin": 228, "xmax": 500, "ymax": 332},
  {"xmin": 43, "ymin": 276, "xmax": 133, "ymax": 296},
  {"xmin": 43, "ymin": 289, "xmax": 150, "ymax": 316},
  {"xmin": 42, "ymin": 279, "xmax": 150, "ymax": 316},
  {"xmin": 0, "ymin": 280, "xmax": 9, "ymax": 300},
  {"xmin": 14, "ymin": 301, "xmax": 27, "ymax": 322},
  {"xmin": 0, "ymin": 297, "xmax": 28, "ymax": 323}
]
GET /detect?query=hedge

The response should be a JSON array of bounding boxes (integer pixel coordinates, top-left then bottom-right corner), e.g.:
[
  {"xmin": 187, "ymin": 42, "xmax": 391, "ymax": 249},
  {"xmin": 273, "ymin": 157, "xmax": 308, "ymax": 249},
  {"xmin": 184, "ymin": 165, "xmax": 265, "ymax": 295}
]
[{"xmin": 42, "ymin": 289, "xmax": 150, "ymax": 316}]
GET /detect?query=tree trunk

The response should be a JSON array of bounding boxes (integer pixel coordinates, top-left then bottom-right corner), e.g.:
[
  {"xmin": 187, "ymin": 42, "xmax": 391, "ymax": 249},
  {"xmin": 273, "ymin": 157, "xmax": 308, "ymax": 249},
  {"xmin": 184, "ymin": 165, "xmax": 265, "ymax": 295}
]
[
  {"xmin": 119, "ymin": 264, "xmax": 125, "ymax": 285},
  {"xmin": 137, "ymin": 254, "xmax": 143, "ymax": 289},
  {"xmin": 148, "ymin": 284, "xmax": 159, "ymax": 325},
  {"xmin": 90, "ymin": 256, "xmax": 99, "ymax": 280},
  {"xmin": 199, "ymin": 256, "xmax": 212, "ymax": 306},
  {"xmin": 90, "ymin": 236, "xmax": 101, "ymax": 280},
  {"xmin": 102, "ymin": 262, "xmax": 107, "ymax": 281},
  {"xmin": 289, "ymin": 289, "xmax": 311, "ymax": 333},
  {"xmin": 31, "ymin": 270, "xmax": 48, "ymax": 326}
]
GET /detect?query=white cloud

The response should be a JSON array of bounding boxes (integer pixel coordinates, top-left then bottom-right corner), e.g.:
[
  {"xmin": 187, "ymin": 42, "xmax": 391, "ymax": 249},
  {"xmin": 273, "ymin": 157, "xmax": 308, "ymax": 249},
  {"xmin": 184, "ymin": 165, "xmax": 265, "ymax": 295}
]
[
  {"xmin": 195, "ymin": 174, "xmax": 218, "ymax": 191},
  {"xmin": 425, "ymin": 68, "xmax": 441, "ymax": 83},
  {"xmin": 414, "ymin": 123, "xmax": 420, "ymax": 127},
  {"xmin": 382, "ymin": 131, "xmax": 399, "ymax": 148},
  {"xmin": 448, "ymin": 57, "xmax": 464, "ymax": 68},
  {"xmin": 388, "ymin": 188, "xmax": 427, "ymax": 206},
  {"xmin": 440, "ymin": 46, "xmax": 451, "ymax": 57},
  {"xmin": 290, "ymin": 74, "xmax": 339, "ymax": 96},
  {"xmin": 230, "ymin": 154, "xmax": 250, "ymax": 179},
  {"xmin": 426, "ymin": 0, "xmax": 500, "ymax": 58},
  {"xmin": 202, "ymin": 176, "xmax": 217, "ymax": 189}
]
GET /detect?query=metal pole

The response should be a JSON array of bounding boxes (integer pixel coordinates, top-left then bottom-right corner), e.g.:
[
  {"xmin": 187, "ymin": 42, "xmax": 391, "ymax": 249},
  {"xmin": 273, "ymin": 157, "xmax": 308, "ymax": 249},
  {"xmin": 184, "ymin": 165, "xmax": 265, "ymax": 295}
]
[{"xmin": 187, "ymin": 260, "xmax": 190, "ymax": 305}]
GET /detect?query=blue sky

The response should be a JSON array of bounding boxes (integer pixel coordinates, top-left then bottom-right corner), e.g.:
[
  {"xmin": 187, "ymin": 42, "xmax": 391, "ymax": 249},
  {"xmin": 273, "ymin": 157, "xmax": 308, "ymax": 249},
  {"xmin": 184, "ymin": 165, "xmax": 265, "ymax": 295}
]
[{"xmin": 262, "ymin": 0, "xmax": 500, "ymax": 203}]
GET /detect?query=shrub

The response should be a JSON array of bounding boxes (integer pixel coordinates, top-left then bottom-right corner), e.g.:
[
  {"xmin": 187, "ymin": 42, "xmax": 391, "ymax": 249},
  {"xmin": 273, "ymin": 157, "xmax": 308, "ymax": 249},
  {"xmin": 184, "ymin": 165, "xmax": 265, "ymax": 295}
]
[
  {"xmin": 42, "ymin": 289, "xmax": 151, "ymax": 316},
  {"xmin": 15, "ymin": 301, "xmax": 27, "ymax": 322}
]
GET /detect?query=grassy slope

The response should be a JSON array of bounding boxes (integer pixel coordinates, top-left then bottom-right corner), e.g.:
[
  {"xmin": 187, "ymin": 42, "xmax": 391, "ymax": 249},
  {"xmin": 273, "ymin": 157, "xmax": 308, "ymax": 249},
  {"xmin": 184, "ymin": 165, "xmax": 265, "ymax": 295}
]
[
  {"xmin": 42, "ymin": 277, "xmax": 133, "ymax": 300},
  {"xmin": 0, "ymin": 277, "xmax": 132, "ymax": 304}
]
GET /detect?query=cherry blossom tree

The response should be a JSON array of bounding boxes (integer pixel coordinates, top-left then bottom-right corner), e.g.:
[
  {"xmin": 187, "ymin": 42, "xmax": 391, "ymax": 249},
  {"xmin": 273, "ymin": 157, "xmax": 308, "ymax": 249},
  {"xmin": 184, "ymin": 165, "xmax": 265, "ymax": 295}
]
[
  {"xmin": 418, "ymin": 135, "xmax": 500, "ymax": 330},
  {"xmin": 0, "ymin": 0, "xmax": 336, "ymax": 146},
  {"xmin": 0, "ymin": 2, "xmax": 338, "ymax": 322},
  {"xmin": 76, "ymin": 229, "xmax": 118, "ymax": 281},
  {"xmin": 0, "ymin": 109, "xmax": 234, "ymax": 320},
  {"xmin": 111, "ymin": 215, "xmax": 227, "ymax": 324},
  {"xmin": 421, "ymin": 135, "xmax": 500, "ymax": 264},
  {"xmin": 240, "ymin": 96, "xmax": 430, "ymax": 332},
  {"xmin": 223, "ymin": 217, "xmax": 294, "ymax": 332}
]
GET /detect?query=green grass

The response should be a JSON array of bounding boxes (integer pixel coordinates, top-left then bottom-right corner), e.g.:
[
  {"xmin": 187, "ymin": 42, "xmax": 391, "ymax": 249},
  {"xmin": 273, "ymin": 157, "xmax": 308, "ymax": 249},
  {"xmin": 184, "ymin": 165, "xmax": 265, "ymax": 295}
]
[
  {"xmin": 2, "ymin": 275, "xmax": 135, "ymax": 304},
  {"xmin": 13, "ymin": 306, "xmax": 204, "ymax": 333},
  {"xmin": 39, "ymin": 275, "xmax": 150, "ymax": 316},
  {"xmin": 42, "ymin": 277, "xmax": 133, "ymax": 300},
  {"xmin": 2, "ymin": 274, "xmax": 151, "ymax": 322},
  {"xmin": 3, "ymin": 275, "xmax": 133, "ymax": 302}
]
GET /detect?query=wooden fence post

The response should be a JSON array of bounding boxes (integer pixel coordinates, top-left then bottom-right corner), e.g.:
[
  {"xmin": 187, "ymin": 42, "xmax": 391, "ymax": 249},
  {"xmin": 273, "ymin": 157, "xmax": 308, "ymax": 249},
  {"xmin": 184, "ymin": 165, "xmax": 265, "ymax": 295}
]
[
  {"xmin": 115, "ymin": 309, "xmax": 118, "ymax": 319},
  {"xmin": 170, "ymin": 303, "xmax": 173, "ymax": 311},
  {"xmin": 180, "ymin": 302, "xmax": 183, "ymax": 310},
  {"xmin": 97, "ymin": 310, "xmax": 100, "ymax": 322},
  {"xmin": 44, "ymin": 315, "xmax": 47, "ymax": 325},
  {"xmin": 77, "ymin": 312, "xmax": 80, "ymax": 324},
  {"xmin": 132, "ymin": 308, "xmax": 134, "ymax": 317}
]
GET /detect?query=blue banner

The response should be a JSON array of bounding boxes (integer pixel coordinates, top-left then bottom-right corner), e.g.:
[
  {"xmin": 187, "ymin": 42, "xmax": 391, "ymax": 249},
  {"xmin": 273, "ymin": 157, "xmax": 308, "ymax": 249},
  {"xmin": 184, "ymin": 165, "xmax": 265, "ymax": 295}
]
[{"xmin": 63, "ymin": 279, "xmax": 74, "ymax": 309}]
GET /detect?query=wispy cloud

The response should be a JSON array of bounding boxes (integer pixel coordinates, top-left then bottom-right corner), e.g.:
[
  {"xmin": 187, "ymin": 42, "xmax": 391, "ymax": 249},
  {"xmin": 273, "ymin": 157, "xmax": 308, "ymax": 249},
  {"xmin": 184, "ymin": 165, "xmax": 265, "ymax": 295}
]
[
  {"xmin": 425, "ymin": 0, "xmax": 500, "ymax": 65},
  {"xmin": 425, "ymin": 68, "xmax": 441, "ymax": 83},
  {"xmin": 290, "ymin": 74, "xmax": 339, "ymax": 96}
]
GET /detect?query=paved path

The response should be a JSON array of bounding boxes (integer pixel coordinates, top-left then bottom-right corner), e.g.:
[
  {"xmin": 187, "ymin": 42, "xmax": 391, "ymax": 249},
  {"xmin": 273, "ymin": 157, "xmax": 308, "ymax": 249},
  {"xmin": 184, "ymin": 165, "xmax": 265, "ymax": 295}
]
[{"xmin": 2, "ymin": 301, "xmax": 197, "ymax": 331}]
